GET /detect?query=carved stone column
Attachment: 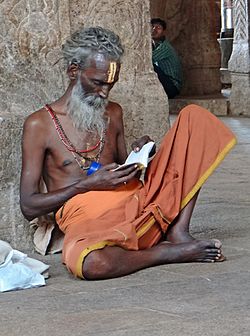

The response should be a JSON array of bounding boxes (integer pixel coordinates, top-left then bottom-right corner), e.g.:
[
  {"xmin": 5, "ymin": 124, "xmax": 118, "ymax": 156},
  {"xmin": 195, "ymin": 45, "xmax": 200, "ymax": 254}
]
[
  {"xmin": 228, "ymin": 0, "xmax": 250, "ymax": 116},
  {"xmin": 218, "ymin": 0, "xmax": 234, "ymax": 85},
  {"xmin": 0, "ymin": 0, "xmax": 168, "ymax": 249},
  {"xmin": 0, "ymin": 0, "xmax": 72, "ymax": 250}
]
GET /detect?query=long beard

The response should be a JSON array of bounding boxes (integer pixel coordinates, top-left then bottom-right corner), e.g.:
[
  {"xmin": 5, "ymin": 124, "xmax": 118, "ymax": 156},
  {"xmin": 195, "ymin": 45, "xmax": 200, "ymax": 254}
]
[{"xmin": 67, "ymin": 78, "xmax": 108, "ymax": 136}]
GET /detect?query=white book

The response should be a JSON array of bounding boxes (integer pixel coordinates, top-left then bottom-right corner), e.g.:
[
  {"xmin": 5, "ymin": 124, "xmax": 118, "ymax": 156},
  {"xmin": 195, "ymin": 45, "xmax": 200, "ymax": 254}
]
[{"xmin": 114, "ymin": 141, "xmax": 155, "ymax": 171}]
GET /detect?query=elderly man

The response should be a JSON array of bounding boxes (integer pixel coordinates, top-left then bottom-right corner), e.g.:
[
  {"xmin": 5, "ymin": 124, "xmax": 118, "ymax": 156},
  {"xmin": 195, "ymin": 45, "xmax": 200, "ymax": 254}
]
[{"xmin": 20, "ymin": 26, "xmax": 236, "ymax": 280}]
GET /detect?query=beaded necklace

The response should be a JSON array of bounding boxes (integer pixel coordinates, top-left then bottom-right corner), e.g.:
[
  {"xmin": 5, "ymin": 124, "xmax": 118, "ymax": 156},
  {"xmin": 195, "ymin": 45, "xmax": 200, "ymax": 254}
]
[{"xmin": 45, "ymin": 104, "xmax": 106, "ymax": 170}]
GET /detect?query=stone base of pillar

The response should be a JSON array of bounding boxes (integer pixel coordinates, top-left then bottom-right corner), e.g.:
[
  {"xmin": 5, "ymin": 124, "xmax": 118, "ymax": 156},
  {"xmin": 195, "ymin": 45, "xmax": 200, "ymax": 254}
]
[
  {"xmin": 229, "ymin": 73, "xmax": 250, "ymax": 116},
  {"xmin": 220, "ymin": 68, "xmax": 232, "ymax": 86}
]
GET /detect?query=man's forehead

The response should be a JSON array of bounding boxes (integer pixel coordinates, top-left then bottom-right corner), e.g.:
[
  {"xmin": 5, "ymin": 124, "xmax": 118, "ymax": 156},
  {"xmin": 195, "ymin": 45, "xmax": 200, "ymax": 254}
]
[
  {"xmin": 93, "ymin": 52, "xmax": 108, "ymax": 64},
  {"xmin": 89, "ymin": 53, "xmax": 120, "ymax": 82},
  {"xmin": 91, "ymin": 53, "xmax": 118, "ymax": 68}
]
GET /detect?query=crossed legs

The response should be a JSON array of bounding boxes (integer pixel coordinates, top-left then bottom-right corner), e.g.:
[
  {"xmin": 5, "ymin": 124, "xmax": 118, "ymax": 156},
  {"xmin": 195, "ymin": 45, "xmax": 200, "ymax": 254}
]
[{"xmin": 83, "ymin": 190, "xmax": 223, "ymax": 280}]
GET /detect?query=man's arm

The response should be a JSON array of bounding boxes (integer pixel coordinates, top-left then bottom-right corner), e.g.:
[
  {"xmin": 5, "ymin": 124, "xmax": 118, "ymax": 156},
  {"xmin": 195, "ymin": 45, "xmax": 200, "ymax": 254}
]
[
  {"xmin": 111, "ymin": 102, "xmax": 128, "ymax": 164},
  {"xmin": 20, "ymin": 112, "xmax": 81, "ymax": 221}
]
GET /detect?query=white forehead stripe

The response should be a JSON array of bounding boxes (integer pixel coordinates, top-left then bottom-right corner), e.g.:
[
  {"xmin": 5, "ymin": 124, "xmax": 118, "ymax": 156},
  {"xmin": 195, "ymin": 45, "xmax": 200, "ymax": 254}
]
[{"xmin": 107, "ymin": 62, "xmax": 117, "ymax": 83}]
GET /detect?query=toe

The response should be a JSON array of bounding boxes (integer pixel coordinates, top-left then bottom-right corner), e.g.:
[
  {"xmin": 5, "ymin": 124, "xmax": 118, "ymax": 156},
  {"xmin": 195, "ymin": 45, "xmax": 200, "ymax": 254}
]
[
  {"xmin": 212, "ymin": 239, "xmax": 222, "ymax": 249},
  {"xmin": 215, "ymin": 254, "xmax": 226, "ymax": 262},
  {"xmin": 199, "ymin": 259, "xmax": 215, "ymax": 263}
]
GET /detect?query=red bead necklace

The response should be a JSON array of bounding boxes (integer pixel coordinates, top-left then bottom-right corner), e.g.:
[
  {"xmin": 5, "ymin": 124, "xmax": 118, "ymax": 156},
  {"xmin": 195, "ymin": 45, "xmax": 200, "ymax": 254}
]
[{"xmin": 45, "ymin": 104, "xmax": 105, "ymax": 154}]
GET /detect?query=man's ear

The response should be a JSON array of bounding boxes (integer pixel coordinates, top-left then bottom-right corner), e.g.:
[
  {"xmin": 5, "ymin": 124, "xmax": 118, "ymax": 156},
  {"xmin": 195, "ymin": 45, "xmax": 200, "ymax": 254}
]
[{"xmin": 67, "ymin": 63, "xmax": 79, "ymax": 80}]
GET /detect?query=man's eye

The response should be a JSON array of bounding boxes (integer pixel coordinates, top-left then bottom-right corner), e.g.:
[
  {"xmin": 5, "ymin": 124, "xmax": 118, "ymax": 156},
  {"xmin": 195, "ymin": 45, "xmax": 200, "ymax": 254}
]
[{"xmin": 93, "ymin": 80, "xmax": 101, "ymax": 86}]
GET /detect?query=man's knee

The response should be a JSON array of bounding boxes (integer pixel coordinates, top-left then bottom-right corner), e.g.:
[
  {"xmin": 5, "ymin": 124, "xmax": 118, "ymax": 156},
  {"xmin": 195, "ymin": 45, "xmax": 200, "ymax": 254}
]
[{"xmin": 83, "ymin": 249, "xmax": 114, "ymax": 280}]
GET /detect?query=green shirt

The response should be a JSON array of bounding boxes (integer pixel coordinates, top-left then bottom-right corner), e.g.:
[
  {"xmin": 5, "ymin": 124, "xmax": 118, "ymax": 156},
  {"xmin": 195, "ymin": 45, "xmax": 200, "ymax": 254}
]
[{"xmin": 152, "ymin": 40, "xmax": 183, "ymax": 90}]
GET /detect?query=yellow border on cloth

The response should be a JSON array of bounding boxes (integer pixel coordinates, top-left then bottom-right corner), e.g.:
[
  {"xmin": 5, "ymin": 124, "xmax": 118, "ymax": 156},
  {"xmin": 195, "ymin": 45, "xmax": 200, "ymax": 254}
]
[
  {"xmin": 180, "ymin": 137, "xmax": 237, "ymax": 210},
  {"xmin": 76, "ymin": 217, "xmax": 157, "ymax": 278},
  {"xmin": 136, "ymin": 217, "xmax": 156, "ymax": 239},
  {"xmin": 76, "ymin": 241, "xmax": 115, "ymax": 278}
]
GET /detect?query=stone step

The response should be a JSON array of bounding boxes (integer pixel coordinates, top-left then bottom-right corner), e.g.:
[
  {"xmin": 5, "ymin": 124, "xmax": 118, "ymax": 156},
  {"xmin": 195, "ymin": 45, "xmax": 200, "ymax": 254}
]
[{"xmin": 169, "ymin": 95, "xmax": 229, "ymax": 116}]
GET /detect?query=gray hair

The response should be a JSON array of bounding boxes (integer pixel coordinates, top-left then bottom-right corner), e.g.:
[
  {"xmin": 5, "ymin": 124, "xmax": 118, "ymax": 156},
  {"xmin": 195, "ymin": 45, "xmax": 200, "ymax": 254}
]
[{"xmin": 62, "ymin": 26, "xmax": 124, "ymax": 69}]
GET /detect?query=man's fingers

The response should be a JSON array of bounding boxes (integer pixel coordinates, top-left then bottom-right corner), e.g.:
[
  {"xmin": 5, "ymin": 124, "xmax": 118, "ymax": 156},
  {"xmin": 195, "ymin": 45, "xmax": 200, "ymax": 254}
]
[
  {"xmin": 117, "ymin": 166, "xmax": 139, "ymax": 185},
  {"xmin": 131, "ymin": 135, "xmax": 152, "ymax": 152},
  {"xmin": 114, "ymin": 164, "xmax": 138, "ymax": 176}
]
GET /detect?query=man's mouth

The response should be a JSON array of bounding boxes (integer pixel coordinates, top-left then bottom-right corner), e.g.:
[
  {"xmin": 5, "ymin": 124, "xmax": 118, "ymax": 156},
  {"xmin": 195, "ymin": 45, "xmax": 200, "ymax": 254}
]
[{"xmin": 83, "ymin": 95, "xmax": 107, "ymax": 108}]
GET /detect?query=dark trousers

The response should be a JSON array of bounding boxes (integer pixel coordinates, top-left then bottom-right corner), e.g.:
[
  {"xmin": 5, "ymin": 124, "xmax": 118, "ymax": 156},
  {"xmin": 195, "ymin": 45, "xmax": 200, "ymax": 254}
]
[{"xmin": 153, "ymin": 64, "xmax": 180, "ymax": 99}]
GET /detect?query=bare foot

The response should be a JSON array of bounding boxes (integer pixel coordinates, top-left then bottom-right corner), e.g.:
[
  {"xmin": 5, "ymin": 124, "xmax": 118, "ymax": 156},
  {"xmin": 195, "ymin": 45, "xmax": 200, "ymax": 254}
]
[{"xmin": 158, "ymin": 239, "xmax": 223, "ymax": 263}]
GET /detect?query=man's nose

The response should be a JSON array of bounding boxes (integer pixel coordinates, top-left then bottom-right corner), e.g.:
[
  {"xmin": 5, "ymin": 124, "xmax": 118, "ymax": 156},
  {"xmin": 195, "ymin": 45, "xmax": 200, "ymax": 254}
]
[{"xmin": 98, "ymin": 85, "xmax": 110, "ymax": 99}]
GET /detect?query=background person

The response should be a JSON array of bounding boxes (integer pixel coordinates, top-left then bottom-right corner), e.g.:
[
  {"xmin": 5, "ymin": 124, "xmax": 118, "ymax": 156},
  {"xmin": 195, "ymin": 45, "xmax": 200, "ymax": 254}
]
[{"xmin": 151, "ymin": 17, "xmax": 183, "ymax": 98}]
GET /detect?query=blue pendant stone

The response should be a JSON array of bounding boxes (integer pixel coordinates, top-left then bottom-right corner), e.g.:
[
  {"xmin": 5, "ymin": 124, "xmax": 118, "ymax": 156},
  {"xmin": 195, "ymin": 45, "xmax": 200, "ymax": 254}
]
[{"xmin": 86, "ymin": 161, "xmax": 102, "ymax": 176}]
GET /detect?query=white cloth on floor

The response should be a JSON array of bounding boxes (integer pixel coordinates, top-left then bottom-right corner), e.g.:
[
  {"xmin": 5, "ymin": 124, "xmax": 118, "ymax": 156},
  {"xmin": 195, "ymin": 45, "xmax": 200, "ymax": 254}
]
[{"xmin": 0, "ymin": 240, "xmax": 49, "ymax": 292}]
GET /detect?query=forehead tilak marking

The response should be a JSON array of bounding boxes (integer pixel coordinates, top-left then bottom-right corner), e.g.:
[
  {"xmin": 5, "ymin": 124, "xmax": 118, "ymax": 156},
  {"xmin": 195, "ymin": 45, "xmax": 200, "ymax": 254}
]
[{"xmin": 107, "ymin": 62, "xmax": 117, "ymax": 83}]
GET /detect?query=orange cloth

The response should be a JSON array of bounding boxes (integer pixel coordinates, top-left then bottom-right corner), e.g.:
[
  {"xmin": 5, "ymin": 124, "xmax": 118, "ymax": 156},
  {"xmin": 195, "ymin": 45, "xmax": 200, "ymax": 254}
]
[{"xmin": 55, "ymin": 105, "xmax": 236, "ymax": 278}]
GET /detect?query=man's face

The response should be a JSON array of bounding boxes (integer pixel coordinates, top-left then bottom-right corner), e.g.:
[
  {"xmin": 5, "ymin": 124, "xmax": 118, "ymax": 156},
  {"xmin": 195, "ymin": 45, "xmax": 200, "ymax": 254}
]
[
  {"xmin": 67, "ymin": 53, "xmax": 120, "ymax": 134},
  {"xmin": 151, "ymin": 23, "xmax": 166, "ymax": 41},
  {"xmin": 79, "ymin": 53, "xmax": 120, "ymax": 100}
]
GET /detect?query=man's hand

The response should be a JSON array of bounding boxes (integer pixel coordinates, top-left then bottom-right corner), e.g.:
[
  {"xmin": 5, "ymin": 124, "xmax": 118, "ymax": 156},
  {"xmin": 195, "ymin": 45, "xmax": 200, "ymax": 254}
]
[
  {"xmin": 131, "ymin": 135, "xmax": 156, "ymax": 156},
  {"xmin": 75, "ymin": 163, "xmax": 139, "ymax": 192}
]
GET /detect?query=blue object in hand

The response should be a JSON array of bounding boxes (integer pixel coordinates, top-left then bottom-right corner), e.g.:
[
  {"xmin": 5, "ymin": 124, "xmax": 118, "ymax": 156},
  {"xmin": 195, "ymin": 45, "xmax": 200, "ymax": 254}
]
[{"xmin": 87, "ymin": 161, "xmax": 102, "ymax": 176}]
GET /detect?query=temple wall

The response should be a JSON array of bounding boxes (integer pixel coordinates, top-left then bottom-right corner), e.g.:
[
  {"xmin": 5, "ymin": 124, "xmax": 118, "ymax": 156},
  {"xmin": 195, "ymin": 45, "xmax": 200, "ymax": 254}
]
[
  {"xmin": 0, "ymin": 0, "xmax": 169, "ymax": 250},
  {"xmin": 150, "ymin": 0, "xmax": 222, "ymax": 96}
]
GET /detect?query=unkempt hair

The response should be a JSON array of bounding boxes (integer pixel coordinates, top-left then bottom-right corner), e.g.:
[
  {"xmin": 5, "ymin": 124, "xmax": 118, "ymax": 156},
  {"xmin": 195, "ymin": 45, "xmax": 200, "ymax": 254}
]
[
  {"xmin": 151, "ymin": 18, "xmax": 167, "ymax": 30},
  {"xmin": 62, "ymin": 26, "xmax": 124, "ymax": 69}
]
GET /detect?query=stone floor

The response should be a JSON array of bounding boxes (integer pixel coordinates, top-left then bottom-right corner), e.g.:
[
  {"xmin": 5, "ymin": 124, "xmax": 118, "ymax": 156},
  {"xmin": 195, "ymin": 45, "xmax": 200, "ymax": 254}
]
[{"xmin": 1, "ymin": 115, "xmax": 250, "ymax": 336}]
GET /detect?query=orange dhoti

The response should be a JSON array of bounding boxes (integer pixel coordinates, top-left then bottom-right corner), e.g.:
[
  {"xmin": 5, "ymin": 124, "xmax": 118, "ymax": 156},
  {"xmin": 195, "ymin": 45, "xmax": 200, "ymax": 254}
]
[{"xmin": 55, "ymin": 105, "xmax": 236, "ymax": 278}]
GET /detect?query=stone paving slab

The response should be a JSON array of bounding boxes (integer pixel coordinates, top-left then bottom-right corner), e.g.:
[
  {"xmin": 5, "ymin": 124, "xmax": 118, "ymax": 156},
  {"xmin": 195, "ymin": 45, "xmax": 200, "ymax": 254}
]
[{"xmin": 0, "ymin": 116, "xmax": 250, "ymax": 336}]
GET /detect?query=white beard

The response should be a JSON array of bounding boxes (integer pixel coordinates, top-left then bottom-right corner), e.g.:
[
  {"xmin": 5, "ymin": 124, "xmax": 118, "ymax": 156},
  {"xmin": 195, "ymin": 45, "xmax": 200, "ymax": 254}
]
[{"xmin": 67, "ymin": 78, "xmax": 108, "ymax": 136}]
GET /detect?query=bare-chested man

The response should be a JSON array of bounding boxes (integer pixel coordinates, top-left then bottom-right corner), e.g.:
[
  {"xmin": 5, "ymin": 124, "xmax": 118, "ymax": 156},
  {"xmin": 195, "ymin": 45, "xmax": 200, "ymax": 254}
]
[{"xmin": 20, "ymin": 27, "xmax": 236, "ymax": 280}]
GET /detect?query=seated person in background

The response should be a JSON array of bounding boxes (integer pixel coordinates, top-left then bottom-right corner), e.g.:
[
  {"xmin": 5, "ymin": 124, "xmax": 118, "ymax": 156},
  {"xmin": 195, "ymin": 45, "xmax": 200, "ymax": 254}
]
[
  {"xmin": 20, "ymin": 26, "xmax": 236, "ymax": 281},
  {"xmin": 151, "ymin": 17, "xmax": 183, "ymax": 98}
]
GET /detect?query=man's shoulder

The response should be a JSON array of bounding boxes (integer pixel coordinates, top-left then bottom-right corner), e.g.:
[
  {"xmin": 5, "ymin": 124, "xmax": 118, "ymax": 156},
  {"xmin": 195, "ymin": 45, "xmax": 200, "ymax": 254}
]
[
  {"xmin": 107, "ymin": 101, "xmax": 123, "ymax": 116},
  {"xmin": 24, "ymin": 106, "xmax": 50, "ymax": 131},
  {"xmin": 108, "ymin": 100, "xmax": 122, "ymax": 110},
  {"xmin": 161, "ymin": 39, "xmax": 174, "ymax": 51},
  {"xmin": 155, "ymin": 39, "xmax": 179, "ymax": 60}
]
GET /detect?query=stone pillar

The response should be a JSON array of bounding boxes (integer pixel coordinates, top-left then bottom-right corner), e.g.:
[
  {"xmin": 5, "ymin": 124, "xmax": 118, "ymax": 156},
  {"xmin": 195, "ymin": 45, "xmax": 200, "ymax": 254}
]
[
  {"xmin": 218, "ymin": 0, "xmax": 234, "ymax": 85},
  {"xmin": 0, "ymin": 0, "xmax": 168, "ymax": 250},
  {"xmin": 0, "ymin": 0, "xmax": 72, "ymax": 250},
  {"xmin": 228, "ymin": 0, "xmax": 250, "ymax": 116}
]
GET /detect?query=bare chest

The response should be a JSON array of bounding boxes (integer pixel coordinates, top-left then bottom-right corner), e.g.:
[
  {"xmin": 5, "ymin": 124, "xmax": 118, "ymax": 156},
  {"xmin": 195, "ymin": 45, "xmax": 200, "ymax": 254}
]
[{"xmin": 44, "ymin": 123, "xmax": 118, "ymax": 177}]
